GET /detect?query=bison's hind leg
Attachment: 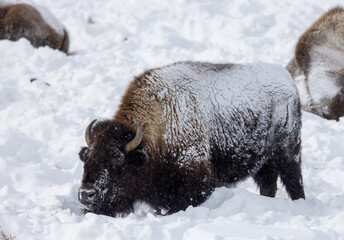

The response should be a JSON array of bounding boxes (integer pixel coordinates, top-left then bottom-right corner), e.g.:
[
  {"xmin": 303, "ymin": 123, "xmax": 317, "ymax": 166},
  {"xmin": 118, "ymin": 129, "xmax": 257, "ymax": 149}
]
[
  {"xmin": 254, "ymin": 160, "xmax": 278, "ymax": 198},
  {"xmin": 278, "ymin": 158, "xmax": 305, "ymax": 200},
  {"xmin": 254, "ymin": 157, "xmax": 305, "ymax": 200},
  {"xmin": 274, "ymin": 140, "xmax": 305, "ymax": 200}
]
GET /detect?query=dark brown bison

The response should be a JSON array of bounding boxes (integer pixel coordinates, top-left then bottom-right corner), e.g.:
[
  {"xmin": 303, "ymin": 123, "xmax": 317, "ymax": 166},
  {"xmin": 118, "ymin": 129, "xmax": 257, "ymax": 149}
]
[
  {"xmin": 286, "ymin": 7, "xmax": 344, "ymax": 121},
  {"xmin": 78, "ymin": 61, "xmax": 305, "ymax": 217},
  {"xmin": 0, "ymin": 1, "xmax": 69, "ymax": 53}
]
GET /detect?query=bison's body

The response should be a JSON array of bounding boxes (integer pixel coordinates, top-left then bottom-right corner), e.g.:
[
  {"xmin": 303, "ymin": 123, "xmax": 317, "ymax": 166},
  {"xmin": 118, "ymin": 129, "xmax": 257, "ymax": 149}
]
[
  {"xmin": 79, "ymin": 61, "xmax": 305, "ymax": 217},
  {"xmin": 0, "ymin": 1, "xmax": 69, "ymax": 53},
  {"xmin": 286, "ymin": 7, "xmax": 344, "ymax": 120}
]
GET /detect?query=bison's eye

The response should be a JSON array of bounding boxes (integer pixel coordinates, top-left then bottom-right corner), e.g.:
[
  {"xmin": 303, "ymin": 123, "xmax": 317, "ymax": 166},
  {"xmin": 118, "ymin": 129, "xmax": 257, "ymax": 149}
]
[{"xmin": 111, "ymin": 155, "xmax": 125, "ymax": 167}]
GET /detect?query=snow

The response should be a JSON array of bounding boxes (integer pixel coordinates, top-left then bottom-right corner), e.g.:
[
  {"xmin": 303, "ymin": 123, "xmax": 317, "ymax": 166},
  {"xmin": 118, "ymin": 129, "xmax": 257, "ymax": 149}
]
[{"xmin": 0, "ymin": 0, "xmax": 343, "ymax": 239}]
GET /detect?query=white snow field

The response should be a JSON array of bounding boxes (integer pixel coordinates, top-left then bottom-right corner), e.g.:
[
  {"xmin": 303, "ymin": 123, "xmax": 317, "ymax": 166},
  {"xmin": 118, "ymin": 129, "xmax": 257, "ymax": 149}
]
[{"xmin": 0, "ymin": 0, "xmax": 344, "ymax": 239}]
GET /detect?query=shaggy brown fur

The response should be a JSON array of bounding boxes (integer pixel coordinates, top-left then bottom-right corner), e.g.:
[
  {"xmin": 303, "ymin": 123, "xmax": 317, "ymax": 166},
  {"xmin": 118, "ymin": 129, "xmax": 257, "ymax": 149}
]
[
  {"xmin": 0, "ymin": 3, "xmax": 69, "ymax": 53},
  {"xmin": 114, "ymin": 71, "xmax": 166, "ymax": 156},
  {"xmin": 286, "ymin": 7, "xmax": 344, "ymax": 120}
]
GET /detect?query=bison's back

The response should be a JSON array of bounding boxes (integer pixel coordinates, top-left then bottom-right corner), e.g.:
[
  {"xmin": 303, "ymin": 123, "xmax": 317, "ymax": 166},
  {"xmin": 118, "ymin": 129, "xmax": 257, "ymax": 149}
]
[{"xmin": 146, "ymin": 62, "xmax": 300, "ymax": 174}]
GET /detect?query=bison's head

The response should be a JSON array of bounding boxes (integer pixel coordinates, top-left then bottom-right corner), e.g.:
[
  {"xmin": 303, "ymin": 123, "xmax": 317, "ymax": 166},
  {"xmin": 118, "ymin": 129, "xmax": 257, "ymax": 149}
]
[{"xmin": 78, "ymin": 119, "xmax": 148, "ymax": 216}]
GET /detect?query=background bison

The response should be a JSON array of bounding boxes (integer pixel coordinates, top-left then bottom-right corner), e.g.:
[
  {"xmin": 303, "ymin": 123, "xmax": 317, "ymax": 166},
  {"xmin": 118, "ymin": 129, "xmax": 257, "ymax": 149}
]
[
  {"xmin": 78, "ymin": 61, "xmax": 305, "ymax": 217},
  {"xmin": 0, "ymin": 1, "xmax": 69, "ymax": 53},
  {"xmin": 286, "ymin": 7, "xmax": 344, "ymax": 121}
]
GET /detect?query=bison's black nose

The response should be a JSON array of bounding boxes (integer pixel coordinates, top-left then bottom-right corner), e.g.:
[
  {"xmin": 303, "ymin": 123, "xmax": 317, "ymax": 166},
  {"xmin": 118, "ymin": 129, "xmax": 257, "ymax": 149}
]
[{"xmin": 78, "ymin": 187, "xmax": 98, "ymax": 205}]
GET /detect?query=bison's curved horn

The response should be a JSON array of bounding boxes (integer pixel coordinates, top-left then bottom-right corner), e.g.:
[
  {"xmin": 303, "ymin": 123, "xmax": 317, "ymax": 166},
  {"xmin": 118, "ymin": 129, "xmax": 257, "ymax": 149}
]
[
  {"xmin": 85, "ymin": 119, "xmax": 97, "ymax": 146},
  {"xmin": 125, "ymin": 119, "xmax": 143, "ymax": 152}
]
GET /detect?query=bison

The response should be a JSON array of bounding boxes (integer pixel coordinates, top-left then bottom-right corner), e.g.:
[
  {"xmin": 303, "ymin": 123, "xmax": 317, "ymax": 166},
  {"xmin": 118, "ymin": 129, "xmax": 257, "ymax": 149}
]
[
  {"xmin": 78, "ymin": 61, "xmax": 305, "ymax": 217},
  {"xmin": 286, "ymin": 7, "xmax": 344, "ymax": 121},
  {"xmin": 0, "ymin": 1, "xmax": 69, "ymax": 53}
]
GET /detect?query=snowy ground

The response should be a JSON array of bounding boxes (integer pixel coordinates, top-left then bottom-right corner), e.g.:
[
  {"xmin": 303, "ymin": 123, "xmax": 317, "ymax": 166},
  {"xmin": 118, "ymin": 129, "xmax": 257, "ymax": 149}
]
[{"xmin": 1, "ymin": 0, "xmax": 344, "ymax": 239}]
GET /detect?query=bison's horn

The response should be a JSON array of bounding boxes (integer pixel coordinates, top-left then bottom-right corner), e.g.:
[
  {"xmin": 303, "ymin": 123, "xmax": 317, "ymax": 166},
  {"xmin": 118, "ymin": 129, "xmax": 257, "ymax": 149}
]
[
  {"xmin": 85, "ymin": 119, "xmax": 97, "ymax": 146},
  {"xmin": 125, "ymin": 119, "xmax": 143, "ymax": 152}
]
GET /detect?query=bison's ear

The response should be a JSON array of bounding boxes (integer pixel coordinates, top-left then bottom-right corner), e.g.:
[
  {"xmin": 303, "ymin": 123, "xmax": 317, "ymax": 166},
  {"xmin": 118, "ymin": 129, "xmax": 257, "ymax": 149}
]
[
  {"xmin": 79, "ymin": 147, "xmax": 88, "ymax": 162},
  {"xmin": 128, "ymin": 149, "xmax": 148, "ymax": 166}
]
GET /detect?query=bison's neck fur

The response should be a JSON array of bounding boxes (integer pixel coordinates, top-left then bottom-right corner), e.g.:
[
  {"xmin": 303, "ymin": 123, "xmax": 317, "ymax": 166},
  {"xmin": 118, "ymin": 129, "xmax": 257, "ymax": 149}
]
[{"xmin": 114, "ymin": 71, "xmax": 166, "ymax": 156}]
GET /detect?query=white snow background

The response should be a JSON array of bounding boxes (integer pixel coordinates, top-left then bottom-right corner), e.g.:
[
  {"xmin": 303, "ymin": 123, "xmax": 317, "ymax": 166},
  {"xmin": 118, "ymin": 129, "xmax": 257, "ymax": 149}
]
[{"xmin": 1, "ymin": 0, "xmax": 344, "ymax": 239}]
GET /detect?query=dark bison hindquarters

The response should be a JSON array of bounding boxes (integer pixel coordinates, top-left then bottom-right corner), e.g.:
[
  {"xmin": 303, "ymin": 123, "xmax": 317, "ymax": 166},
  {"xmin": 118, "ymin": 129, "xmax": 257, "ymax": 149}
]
[
  {"xmin": 0, "ymin": 3, "xmax": 69, "ymax": 53},
  {"xmin": 78, "ymin": 61, "xmax": 305, "ymax": 217}
]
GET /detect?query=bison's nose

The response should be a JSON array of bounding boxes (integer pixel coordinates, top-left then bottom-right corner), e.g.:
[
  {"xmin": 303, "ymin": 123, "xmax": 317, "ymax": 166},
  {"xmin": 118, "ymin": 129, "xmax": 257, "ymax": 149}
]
[{"xmin": 78, "ymin": 187, "xmax": 97, "ymax": 205}]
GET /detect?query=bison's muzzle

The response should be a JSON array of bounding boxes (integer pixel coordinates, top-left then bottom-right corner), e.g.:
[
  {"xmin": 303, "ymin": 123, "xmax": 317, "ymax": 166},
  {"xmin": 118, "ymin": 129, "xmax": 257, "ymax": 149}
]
[{"xmin": 78, "ymin": 186, "xmax": 99, "ymax": 208}]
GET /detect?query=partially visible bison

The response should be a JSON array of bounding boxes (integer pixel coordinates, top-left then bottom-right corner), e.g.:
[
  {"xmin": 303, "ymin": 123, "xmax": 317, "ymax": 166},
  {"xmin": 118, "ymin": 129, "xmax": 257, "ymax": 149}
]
[
  {"xmin": 0, "ymin": 1, "xmax": 69, "ymax": 53},
  {"xmin": 286, "ymin": 7, "xmax": 344, "ymax": 121},
  {"xmin": 78, "ymin": 61, "xmax": 305, "ymax": 217}
]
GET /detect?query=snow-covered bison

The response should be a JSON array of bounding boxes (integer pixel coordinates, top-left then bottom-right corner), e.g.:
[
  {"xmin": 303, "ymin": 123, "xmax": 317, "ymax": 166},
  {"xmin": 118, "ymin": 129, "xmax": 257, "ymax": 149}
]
[
  {"xmin": 0, "ymin": 1, "xmax": 69, "ymax": 53},
  {"xmin": 286, "ymin": 7, "xmax": 344, "ymax": 121},
  {"xmin": 78, "ymin": 61, "xmax": 305, "ymax": 217}
]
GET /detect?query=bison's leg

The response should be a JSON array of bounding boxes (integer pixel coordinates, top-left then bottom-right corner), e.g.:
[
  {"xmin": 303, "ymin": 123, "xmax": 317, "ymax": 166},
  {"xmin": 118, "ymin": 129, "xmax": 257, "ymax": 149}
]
[
  {"xmin": 253, "ymin": 160, "xmax": 278, "ymax": 198},
  {"xmin": 273, "ymin": 98, "xmax": 305, "ymax": 200},
  {"xmin": 278, "ymin": 159, "xmax": 305, "ymax": 200},
  {"xmin": 275, "ymin": 139, "xmax": 305, "ymax": 200}
]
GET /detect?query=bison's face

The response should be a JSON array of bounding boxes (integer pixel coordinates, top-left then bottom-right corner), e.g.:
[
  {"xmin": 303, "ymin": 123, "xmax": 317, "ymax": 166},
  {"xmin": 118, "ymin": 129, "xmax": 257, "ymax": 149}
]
[{"xmin": 78, "ymin": 119, "xmax": 147, "ymax": 216}]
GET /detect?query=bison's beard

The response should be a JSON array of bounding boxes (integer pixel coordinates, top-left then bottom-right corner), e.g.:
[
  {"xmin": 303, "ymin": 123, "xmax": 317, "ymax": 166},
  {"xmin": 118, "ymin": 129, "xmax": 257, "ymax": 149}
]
[
  {"xmin": 81, "ymin": 202, "xmax": 102, "ymax": 215},
  {"xmin": 81, "ymin": 194, "xmax": 135, "ymax": 217}
]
